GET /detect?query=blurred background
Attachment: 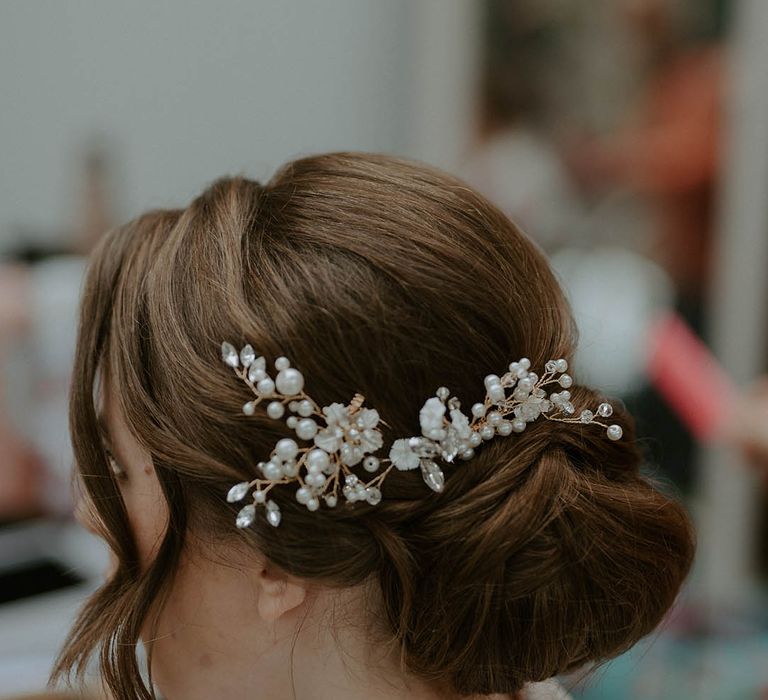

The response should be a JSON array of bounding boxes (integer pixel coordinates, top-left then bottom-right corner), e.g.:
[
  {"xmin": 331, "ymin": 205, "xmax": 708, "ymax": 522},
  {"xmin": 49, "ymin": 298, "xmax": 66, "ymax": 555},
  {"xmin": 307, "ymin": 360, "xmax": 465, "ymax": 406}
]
[{"xmin": 2, "ymin": 0, "xmax": 768, "ymax": 697}]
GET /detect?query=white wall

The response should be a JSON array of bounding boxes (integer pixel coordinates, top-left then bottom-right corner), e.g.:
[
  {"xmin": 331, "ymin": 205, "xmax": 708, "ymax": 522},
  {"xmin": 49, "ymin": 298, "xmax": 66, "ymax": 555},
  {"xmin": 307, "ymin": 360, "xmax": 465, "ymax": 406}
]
[{"xmin": 0, "ymin": 0, "xmax": 420, "ymax": 246}]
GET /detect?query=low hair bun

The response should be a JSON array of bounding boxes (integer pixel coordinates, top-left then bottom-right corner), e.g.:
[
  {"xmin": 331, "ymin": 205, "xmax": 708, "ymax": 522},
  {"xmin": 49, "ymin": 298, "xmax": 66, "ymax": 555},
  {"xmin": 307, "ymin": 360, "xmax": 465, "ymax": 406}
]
[{"xmin": 375, "ymin": 384, "xmax": 695, "ymax": 695}]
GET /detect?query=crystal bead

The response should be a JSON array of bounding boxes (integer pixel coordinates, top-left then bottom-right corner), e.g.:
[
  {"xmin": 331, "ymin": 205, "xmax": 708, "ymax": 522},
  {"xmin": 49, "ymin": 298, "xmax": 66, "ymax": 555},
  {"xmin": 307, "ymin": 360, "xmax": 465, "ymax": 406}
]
[
  {"xmin": 240, "ymin": 344, "xmax": 256, "ymax": 367},
  {"xmin": 236, "ymin": 504, "xmax": 256, "ymax": 529},
  {"xmin": 607, "ymin": 424, "xmax": 623, "ymax": 441},
  {"xmin": 254, "ymin": 489, "xmax": 266, "ymax": 504},
  {"xmin": 580, "ymin": 409, "xmax": 594, "ymax": 423},
  {"xmin": 598, "ymin": 402, "xmax": 614, "ymax": 418},
  {"xmin": 345, "ymin": 474, "xmax": 358, "ymax": 487},
  {"xmin": 265, "ymin": 501, "xmax": 281, "ymax": 527},
  {"xmin": 420, "ymin": 460, "xmax": 445, "ymax": 492},
  {"xmin": 248, "ymin": 363, "xmax": 266, "ymax": 384},
  {"xmin": 227, "ymin": 481, "xmax": 250, "ymax": 503},
  {"xmin": 559, "ymin": 374, "xmax": 573, "ymax": 388},
  {"xmin": 545, "ymin": 360, "xmax": 558, "ymax": 373},
  {"xmin": 555, "ymin": 359, "xmax": 568, "ymax": 373},
  {"xmin": 221, "ymin": 342, "xmax": 239, "ymax": 368},
  {"xmin": 363, "ymin": 455, "xmax": 380, "ymax": 472},
  {"xmin": 365, "ymin": 487, "xmax": 382, "ymax": 505}
]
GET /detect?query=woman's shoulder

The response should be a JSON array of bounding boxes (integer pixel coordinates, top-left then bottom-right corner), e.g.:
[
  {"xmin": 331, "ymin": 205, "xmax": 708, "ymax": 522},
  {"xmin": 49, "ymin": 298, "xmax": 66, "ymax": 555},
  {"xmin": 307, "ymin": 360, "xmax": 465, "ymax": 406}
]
[{"xmin": 524, "ymin": 679, "xmax": 573, "ymax": 700}]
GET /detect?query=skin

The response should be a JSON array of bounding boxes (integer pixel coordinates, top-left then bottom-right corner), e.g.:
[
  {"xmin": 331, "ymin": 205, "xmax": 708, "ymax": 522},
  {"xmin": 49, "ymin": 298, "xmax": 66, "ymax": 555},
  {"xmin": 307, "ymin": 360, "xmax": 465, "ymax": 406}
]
[{"xmin": 79, "ymin": 386, "xmax": 513, "ymax": 700}]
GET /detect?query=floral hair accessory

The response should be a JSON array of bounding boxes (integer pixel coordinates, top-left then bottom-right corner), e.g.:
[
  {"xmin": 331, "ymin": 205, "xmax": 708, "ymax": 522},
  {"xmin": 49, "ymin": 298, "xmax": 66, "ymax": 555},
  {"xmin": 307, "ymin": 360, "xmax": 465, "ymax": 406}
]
[{"xmin": 221, "ymin": 342, "xmax": 623, "ymax": 528}]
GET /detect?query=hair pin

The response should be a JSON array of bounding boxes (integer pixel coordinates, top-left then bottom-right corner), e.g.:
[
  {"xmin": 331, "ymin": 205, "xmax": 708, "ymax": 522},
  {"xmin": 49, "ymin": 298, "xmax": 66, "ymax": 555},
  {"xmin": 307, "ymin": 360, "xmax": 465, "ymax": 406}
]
[{"xmin": 220, "ymin": 342, "xmax": 622, "ymax": 528}]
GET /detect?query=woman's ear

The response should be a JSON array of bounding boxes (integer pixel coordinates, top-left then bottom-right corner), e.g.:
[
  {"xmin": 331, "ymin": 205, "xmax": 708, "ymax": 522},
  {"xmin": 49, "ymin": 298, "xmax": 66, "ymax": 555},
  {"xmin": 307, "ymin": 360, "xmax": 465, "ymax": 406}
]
[{"xmin": 256, "ymin": 563, "xmax": 308, "ymax": 622}]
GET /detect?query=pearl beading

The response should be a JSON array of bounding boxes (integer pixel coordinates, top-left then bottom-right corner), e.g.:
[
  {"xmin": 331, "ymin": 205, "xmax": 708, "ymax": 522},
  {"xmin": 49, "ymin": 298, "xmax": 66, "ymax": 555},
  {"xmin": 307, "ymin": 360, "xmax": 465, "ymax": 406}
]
[{"xmin": 221, "ymin": 343, "xmax": 624, "ymax": 528}]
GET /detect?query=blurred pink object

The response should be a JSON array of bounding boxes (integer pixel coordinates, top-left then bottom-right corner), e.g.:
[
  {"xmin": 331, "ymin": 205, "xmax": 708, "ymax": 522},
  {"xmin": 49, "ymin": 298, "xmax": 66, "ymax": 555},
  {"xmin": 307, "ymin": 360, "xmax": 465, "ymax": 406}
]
[{"xmin": 648, "ymin": 312, "xmax": 736, "ymax": 442}]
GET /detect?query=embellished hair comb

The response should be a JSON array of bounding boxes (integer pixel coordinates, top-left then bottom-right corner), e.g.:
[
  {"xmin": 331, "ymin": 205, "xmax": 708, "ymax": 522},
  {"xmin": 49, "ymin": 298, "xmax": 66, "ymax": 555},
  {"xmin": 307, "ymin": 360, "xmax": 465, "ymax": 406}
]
[{"xmin": 220, "ymin": 342, "xmax": 623, "ymax": 528}]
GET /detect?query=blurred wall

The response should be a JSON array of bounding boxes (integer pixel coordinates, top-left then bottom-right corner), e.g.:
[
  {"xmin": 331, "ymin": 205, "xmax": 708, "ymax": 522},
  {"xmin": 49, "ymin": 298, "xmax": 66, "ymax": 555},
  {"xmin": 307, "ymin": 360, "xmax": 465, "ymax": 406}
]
[{"xmin": 0, "ymin": 0, "xmax": 416, "ymax": 248}]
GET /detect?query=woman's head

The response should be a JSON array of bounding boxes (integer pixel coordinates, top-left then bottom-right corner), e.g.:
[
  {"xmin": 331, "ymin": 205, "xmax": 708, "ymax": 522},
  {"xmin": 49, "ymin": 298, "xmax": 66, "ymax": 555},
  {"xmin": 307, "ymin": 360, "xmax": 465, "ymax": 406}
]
[{"xmin": 56, "ymin": 152, "xmax": 694, "ymax": 699}]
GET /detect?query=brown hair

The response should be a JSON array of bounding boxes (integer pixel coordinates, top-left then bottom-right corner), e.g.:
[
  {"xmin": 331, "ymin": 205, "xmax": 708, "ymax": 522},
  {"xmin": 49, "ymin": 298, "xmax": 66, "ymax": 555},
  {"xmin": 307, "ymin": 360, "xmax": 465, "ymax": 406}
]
[{"xmin": 54, "ymin": 152, "xmax": 694, "ymax": 698}]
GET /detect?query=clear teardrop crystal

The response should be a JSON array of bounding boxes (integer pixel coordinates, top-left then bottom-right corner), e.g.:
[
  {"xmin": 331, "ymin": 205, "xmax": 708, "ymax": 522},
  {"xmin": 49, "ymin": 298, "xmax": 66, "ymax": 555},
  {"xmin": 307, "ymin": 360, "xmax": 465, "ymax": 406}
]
[
  {"xmin": 265, "ymin": 500, "xmax": 282, "ymax": 527},
  {"xmin": 236, "ymin": 504, "xmax": 256, "ymax": 528},
  {"xmin": 240, "ymin": 344, "xmax": 256, "ymax": 367},
  {"xmin": 420, "ymin": 459, "xmax": 445, "ymax": 493},
  {"xmin": 227, "ymin": 481, "xmax": 250, "ymax": 503},
  {"xmin": 221, "ymin": 341, "xmax": 239, "ymax": 368}
]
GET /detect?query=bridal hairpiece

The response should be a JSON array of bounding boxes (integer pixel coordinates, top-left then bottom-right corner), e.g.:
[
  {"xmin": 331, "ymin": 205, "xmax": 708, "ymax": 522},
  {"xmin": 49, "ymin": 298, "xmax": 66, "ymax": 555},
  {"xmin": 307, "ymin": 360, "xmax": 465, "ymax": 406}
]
[{"xmin": 220, "ymin": 342, "xmax": 623, "ymax": 528}]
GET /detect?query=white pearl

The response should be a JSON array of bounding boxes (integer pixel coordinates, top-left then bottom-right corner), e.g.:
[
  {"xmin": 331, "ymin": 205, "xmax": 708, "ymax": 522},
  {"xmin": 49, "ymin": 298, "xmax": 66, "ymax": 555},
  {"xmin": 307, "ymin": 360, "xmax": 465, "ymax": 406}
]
[
  {"xmin": 363, "ymin": 455, "xmax": 380, "ymax": 472},
  {"xmin": 559, "ymin": 374, "xmax": 573, "ymax": 388},
  {"xmin": 508, "ymin": 362, "xmax": 520, "ymax": 373},
  {"xmin": 257, "ymin": 377, "xmax": 275, "ymax": 395},
  {"xmin": 489, "ymin": 386, "xmax": 505, "ymax": 402},
  {"xmin": 296, "ymin": 487, "xmax": 311, "ymax": 504},
  {"xmin": 306, "ymin": 497, "xmax": 320, "ymax": 511},
  {"xmin": 471, "ymin": 403, "xmax": 486, "ymax": 418},
  {"xmin": 306, "ymin": 448, "xmax": 330, "ymax": 472},
  {"xmin": 296, "ymin": 418, "xmax": 318, "ymax": 440},
  {"xmin": 254, "ymin": 490, "xmax": 267, "ymax": 504},
  {"xmin": 607, "ymin": 424, "xmax": 623, "ymax": 441},
  {"xmin": 555, "ymin": 359, "xmax": 568, "ymax": 373},
  {"xmin": 436, "ymin": 386, "xmax": 450, "ymax": 400},
  {"xmin": 275, "ymin": 356, "xmax": 291, "ymax": 371},
  {"xmin": 267, "ymin": 401, "xmax": 285, "ymax": 419},
  {"xmin": 283, "ymin": 460, "xmax": 298, "ymax": 477},
  {"xmin": 497, "ymin": 420, "xmax": 513, "ymax": 436},
  {"xmin": 262, "ymin": 461, "xmax": 282, "ymax": 481},
  {"xmin": 480, "ymin": 425, "xmax": 494, "ymax": 440},
  {"xmin": 487, "ymin": 411, "xmax": 502, "ymax": 426},
  {"xmin": 519, "ymin": 358, "xmax": 531, "ymax": 370},
  {"xmin": 325, "ymin": 494, "xmax": 338, "ymax": 507},
  {"xmin": 469, "ymin": 432, "xmax": 482, "ymax": 447},
  {"xmin": 286, "ymin": 416, "xmax": 298, "ymax": 428},
  {"xmin": 460, "ymin": 447, "xmax": 474, "ymax": 460},
  {"xmin": 298, "ymin": 400, "xmax": 313, "ymax": 417},
  {"xmin": 275, "ymin": 438, "xmax": 299, "ymax": 460},
  {"xmin": 518, "ymin": 377, "xmax": 534, "ymax": 393},
  {"xmin": 484, "ymin": 374, "xmax": 501, "ymax": 389},
  {"xmin": 276, "ymin": 368, "xmax": 304, "ymax": 396},
  {"xmin": 512, "ymin": 419, "xmax": 526, "ymax": 433},
  {"xmin": 243, "ymin": 401, "xmax": 256, "ymax": 416},
  {"xmin": 288, "ymin": 400, "xmax": 300, "ymax": 412}
]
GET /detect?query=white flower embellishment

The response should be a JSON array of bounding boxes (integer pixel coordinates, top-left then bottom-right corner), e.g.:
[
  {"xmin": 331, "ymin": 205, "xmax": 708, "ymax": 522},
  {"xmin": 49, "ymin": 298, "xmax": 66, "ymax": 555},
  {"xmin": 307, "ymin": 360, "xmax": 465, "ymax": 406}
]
[{"xmin": 221, "ymin": 343, "xmax": 624, "ymax": 529}]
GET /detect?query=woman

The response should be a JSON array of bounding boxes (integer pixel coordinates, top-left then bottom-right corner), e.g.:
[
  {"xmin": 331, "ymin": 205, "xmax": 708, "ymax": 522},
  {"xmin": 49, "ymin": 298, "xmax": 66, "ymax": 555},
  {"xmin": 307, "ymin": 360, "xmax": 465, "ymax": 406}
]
[{"xmin": 54, "ymin": 153, "xmax": 694, "ymax": 700}]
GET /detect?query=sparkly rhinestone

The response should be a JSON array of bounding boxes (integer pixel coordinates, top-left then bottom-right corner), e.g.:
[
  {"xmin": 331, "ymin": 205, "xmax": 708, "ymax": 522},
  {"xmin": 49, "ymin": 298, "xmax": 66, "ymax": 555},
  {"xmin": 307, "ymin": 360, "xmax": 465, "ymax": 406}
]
[
  {"xmin": 240, "ymin": 344, "xmax": 256, "ymax": 367},
  {"xmin": 221, "ymin": 342, "xmax": 239, "ymax": 368},
  {"xmin": 227, "ymin": 481, "xmax": 250, "ymax": 503},
  {"xmin": 420, "ymin": 459, "xmax": 445, "ymax": 493},
  {"xmin": 265, "ymin": 502, "xmax": 282, "ymax": 527},
  {"xmin": 545, "ymin": 360, "xmax": 558, "ymax": 373},
  {"xmin": 236, "ymin": 504, "xmax": 256, "ymax": 529},
  {"xmin": 597, "ymin": 402, "xmax": 614, "ymax": 418}
]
